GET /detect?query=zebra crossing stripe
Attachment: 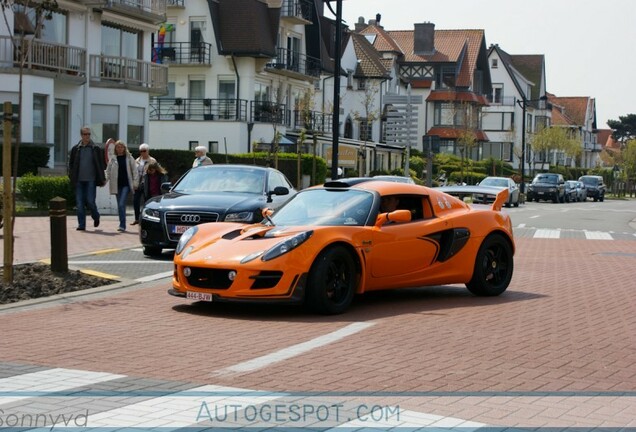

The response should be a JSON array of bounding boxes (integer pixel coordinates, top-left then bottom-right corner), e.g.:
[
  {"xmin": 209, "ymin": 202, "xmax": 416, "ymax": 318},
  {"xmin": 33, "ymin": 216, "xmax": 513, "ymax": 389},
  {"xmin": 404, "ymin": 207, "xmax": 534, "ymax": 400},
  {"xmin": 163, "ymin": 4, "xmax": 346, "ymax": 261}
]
[
  {"xmin": 0, "ymin": 368, "xmax": 125, "ymax": 405},
  {"xmin": 87, "ymin": 384, "xmax": 281, "ymax": 428},
  {"xmin": 584, "ymin": 231, "xmax": 613, "ymax": 240},
  {"xmin": 533, "ymin": 229, "xmax": 561, "ymax": 239},
  {"xmin": 329, "ymin": 407, "xmax": 486, "ymax": 430}
]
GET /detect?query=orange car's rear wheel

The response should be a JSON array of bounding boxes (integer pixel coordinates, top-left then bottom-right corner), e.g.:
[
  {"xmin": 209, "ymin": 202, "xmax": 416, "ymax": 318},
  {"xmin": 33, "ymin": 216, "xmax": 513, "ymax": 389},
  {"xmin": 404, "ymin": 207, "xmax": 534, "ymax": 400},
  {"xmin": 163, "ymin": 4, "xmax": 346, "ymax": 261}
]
[
  {"xmin": 306, "ymin": 246, "xmax": 356, "ymax": 315},
  {"xmin": 466, "ymin": 234, "xmax": 513, "ymax": 296}
]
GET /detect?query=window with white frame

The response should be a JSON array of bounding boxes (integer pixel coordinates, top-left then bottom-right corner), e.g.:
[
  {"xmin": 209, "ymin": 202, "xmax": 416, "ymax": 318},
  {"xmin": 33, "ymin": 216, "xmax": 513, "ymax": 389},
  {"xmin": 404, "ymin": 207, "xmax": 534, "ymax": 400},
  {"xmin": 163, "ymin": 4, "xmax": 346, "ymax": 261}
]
[{"xmin": 359, "ymin": 118, "xmax": 372, "ymax": 141}]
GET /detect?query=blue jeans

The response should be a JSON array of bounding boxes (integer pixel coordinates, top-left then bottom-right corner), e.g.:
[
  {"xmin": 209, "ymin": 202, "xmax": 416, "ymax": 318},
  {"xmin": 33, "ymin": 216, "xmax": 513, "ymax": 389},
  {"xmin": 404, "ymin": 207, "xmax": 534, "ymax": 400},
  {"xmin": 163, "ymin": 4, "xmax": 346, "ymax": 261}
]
[
  {"xmin": 116, "ymin": 185, "xmax": 131, "ymax": 229},
  {"xmin": 75, "ymin": 180, "xmax": 99, "ymax": 229}
]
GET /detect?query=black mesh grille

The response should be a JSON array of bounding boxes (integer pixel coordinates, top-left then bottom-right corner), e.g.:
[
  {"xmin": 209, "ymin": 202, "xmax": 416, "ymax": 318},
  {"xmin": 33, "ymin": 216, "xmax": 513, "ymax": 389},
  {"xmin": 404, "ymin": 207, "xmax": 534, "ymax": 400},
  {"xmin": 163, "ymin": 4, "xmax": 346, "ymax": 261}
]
[
  {"xmin": 250, "ymin": 271, "xmax": 283, "ymax": 289},
  {"xmin": 185, "ymin": 267, "xmax": 234, "ymax": 289}
]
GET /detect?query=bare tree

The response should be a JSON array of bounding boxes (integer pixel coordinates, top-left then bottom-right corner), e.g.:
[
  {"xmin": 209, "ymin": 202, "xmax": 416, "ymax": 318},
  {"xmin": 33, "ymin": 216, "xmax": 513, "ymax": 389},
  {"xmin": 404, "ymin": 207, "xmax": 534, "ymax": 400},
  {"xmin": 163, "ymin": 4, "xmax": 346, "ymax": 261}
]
[
  {"xmin": 1, "ymin": 0, "xmax": 58, "ymax": 283},
  {"xmin": 351, "ymin": 81, "xmax": 380, "ymax": 176}
]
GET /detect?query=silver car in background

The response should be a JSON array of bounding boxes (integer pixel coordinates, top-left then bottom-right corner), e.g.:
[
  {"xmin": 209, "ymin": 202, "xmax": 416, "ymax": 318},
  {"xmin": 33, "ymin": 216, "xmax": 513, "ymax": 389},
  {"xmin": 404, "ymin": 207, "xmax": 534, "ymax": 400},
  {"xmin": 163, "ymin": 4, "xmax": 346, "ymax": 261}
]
[{"xmin": 476, "ymin": 176, "xmax": 520, "ymax": 207}]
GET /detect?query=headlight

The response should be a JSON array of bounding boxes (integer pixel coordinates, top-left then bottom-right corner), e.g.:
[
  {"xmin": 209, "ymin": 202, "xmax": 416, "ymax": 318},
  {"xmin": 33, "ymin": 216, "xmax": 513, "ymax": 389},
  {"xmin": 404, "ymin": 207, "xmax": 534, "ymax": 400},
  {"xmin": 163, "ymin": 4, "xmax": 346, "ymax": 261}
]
[
  {"xmin": 225, "ymin": 211, "xmax": 254, "ymax": 222},
  {"xmin": 261, "ymin": 231, "xmax": 313, "ymax": 262},
  {"xmin": 142, "ymin": 208, "xmax": 161, "ymax": 222},
  {"xmin": 176, "ymin": 226, "xmax": 198, "ymax": 255}
]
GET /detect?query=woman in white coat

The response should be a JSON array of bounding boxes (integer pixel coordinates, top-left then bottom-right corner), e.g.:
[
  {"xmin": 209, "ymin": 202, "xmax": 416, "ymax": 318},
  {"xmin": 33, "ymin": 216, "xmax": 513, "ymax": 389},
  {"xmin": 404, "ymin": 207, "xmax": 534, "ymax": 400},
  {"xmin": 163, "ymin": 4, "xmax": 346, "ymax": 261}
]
[{"xmin": 105, "ymin": 140, "xmax": 139, "ymax": 232}]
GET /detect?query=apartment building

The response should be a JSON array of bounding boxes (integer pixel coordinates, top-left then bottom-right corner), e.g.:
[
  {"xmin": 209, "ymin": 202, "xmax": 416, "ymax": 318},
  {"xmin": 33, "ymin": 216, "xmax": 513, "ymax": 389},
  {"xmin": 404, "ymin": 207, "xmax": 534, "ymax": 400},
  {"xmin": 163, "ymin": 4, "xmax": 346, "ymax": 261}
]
[
  {"xmin": 548, "ymin": 94, "xmax": 600, "ymax": 169},
  {"xmin": 0, "ymin": 0, "xmax": 168, "ymax": 171},
  {"xmin": 354, "ymin": 18, "xmax": 493, "ymax": 164},
  {"xmin": 483, "ymin": 44, "xmax": 551, "ymax": 175}
]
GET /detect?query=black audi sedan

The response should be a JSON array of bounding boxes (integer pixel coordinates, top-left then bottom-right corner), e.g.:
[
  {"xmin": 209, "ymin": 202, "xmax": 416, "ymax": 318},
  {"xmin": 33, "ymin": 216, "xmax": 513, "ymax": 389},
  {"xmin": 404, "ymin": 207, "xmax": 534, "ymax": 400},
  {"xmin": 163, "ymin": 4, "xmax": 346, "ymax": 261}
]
[{"xmin": 139, "ymin": 164, "xmax": 296, "ymax": 256}]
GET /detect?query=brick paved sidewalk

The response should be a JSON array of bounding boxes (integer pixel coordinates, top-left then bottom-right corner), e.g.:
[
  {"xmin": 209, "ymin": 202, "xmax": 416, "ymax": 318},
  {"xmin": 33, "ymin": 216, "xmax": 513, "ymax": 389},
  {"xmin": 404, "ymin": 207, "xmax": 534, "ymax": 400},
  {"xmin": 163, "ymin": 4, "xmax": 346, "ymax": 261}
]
[{"xmin": 0, "ymin": 211, "xmax": 141, "ymax": 264}]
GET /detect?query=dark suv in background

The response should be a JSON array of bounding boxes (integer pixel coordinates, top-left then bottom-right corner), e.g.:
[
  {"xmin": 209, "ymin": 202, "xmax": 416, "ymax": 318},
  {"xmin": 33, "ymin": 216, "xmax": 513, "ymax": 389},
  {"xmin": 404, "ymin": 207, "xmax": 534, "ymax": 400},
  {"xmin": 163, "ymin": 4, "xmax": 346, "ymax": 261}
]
[
  {"xmin": 579, "ymin": 175, "xmax": 606, "ymax": 202},
  {"xmin": 526, "ymin": 173, "xmax": 566, "ymax": 203}
]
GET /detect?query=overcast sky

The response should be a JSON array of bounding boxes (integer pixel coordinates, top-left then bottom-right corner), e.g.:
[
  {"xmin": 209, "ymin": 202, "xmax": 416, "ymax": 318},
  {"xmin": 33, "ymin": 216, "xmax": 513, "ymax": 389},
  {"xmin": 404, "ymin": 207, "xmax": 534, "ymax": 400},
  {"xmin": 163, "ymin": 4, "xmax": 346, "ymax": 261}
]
[{"xmin": 327, "ymin": 0, "xmax": 634, "ymax": 129}]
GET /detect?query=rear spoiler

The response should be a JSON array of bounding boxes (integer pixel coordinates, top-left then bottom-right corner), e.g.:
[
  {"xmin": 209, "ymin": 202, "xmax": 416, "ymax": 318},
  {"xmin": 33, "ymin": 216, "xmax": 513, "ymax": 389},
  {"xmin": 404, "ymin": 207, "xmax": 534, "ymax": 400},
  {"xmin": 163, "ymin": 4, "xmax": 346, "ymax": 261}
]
[{"xmin": 436, "ymin": 186, "xmax": 509, "ymax": 211}]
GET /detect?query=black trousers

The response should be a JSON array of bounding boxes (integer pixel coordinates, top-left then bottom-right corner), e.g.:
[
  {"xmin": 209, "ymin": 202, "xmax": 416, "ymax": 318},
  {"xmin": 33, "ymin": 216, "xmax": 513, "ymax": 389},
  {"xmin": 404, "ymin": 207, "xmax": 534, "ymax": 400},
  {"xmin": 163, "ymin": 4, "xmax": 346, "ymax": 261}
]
[{"xmin": 133, "ymin": 186, "xmax": 145, "ymax": 221}]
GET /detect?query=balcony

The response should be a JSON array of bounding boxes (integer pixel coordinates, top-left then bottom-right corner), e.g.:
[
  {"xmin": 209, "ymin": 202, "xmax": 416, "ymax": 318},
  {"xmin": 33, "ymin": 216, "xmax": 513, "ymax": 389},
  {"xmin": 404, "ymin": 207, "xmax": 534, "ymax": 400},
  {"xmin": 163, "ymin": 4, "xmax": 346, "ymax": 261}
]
[
  {"xmin": 153, "ymin": 42, "xmax": 212, "ymax": 65},
  {"xmin": 486, "ymin": 95, "xmax": 516, "ymax": 106},
  {"xmin": 0, "ymin": 36, "xmax": 86, "ymax": 82},
  {"xmin": 265, "ymin": 47, "xmax": 321, "ymax": 80},
  {"xmin": 251, "ymin": 101, "xmax": 288, "ymax": 125},
  {"xmin": 96, "ymin": 0, "xmax": 166, "ymax": 24},
  {"xmin": 166, "ymin": 0, "xmax": 184, "ymax": 7},
  {"xmin": 90, "ymin": 55, "xmax": 168, "ymax": 94},
  {"xmin": 291, "ymin": 110, "xmax": 332, "ymax": 133},
  {"xmin": 281, "ymin": 0, "xmax": 313, "ymax": 24},
  {"xmin": 150, "ymin": 97, "xmax": 248, "ymax": 121}
]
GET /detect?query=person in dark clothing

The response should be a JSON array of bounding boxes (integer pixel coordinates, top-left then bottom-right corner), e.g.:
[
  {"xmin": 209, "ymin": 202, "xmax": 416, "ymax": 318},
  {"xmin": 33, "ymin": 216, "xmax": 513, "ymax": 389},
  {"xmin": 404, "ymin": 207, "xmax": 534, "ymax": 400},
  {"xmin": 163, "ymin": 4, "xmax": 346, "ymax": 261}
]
[
  {"xmin": 142, "ymin": 162, "xmax": 168, "ymax": 201},
  {"xmin": 131, "ymin": 143, "xmax": 157, "ymax": 225},
  {"xmin": 68, "ymin": 127, "xmax": 106, "ymax": 231}
]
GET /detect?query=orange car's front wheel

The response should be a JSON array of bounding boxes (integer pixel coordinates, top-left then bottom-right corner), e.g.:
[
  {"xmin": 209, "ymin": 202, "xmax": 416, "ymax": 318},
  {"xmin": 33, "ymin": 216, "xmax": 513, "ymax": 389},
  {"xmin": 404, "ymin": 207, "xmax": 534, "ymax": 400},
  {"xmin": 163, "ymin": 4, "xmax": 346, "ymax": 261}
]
[
  {"xmin": 466, "ymin": 234, "xmax": 513, "ymax": 296},
  {"xmin": 306, "ymin": 246, "xmax": 356, "ymax": 315}
]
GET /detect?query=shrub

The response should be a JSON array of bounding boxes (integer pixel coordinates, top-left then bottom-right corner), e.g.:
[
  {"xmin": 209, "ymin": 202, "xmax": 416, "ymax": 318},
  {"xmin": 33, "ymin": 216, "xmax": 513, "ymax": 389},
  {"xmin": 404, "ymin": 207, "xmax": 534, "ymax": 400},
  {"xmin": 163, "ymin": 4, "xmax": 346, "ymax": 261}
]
[{"xmin": 17, "ymin": 174, "xmax": 75, "ymax": 209}]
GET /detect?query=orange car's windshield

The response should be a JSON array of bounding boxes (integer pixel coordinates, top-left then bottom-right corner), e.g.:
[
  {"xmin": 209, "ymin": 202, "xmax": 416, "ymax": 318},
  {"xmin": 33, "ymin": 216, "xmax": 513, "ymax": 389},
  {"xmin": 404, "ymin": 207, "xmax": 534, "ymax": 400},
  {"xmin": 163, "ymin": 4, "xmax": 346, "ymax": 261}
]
[{"xmin": 271, "ymin": 189, "xmax": 374, "ymax": 226}]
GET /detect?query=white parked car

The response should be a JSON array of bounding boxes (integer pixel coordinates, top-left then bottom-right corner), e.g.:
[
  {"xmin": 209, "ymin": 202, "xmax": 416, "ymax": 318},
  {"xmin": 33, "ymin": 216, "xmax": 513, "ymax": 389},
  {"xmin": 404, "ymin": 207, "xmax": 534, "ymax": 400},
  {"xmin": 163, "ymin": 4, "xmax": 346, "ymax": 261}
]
[{"xmin": 476, "ymin": 176, "xmax": 520, "ymax": 207}]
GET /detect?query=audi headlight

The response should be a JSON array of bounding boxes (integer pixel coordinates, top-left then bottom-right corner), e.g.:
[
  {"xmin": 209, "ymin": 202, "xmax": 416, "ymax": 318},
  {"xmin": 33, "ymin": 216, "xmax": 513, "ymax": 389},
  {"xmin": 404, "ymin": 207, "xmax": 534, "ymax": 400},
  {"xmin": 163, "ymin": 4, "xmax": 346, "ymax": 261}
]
[
  {"xmin": 225, "ymin": 211, "xmax": 254, "ymax": 222},
  {"xmin": 176, "ymin": 226, "xmax": 198, "ymax": 255},
  {"xmin": 142, "ymin": 208, "xmax": 161, "ymax": 223},
  {"xmin": 261, "ymin": 231, "xmax": 313, "ymax": 262}
]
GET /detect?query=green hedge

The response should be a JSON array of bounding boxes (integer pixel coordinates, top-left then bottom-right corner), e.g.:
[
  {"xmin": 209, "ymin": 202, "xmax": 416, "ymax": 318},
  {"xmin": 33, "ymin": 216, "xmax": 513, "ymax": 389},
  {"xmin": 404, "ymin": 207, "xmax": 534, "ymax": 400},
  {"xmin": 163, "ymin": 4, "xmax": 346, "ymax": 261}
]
[{"xmin": 17, "ymin": 174, "xmax": 75, "ymax": 209}]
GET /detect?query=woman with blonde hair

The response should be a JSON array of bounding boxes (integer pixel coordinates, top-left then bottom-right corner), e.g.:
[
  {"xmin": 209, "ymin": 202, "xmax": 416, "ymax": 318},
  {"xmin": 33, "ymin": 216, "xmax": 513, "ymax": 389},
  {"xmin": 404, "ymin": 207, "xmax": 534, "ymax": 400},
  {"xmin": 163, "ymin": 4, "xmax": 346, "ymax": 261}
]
[{"xmin": 105, "ymin": 140, "xmax": 139, "ymax": 232}]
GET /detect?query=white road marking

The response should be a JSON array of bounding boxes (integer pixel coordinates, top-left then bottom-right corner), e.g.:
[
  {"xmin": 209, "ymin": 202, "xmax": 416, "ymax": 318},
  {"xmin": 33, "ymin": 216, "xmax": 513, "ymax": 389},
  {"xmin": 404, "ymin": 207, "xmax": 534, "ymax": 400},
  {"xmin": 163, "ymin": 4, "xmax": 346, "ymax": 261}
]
[
  {"xmin": 217, "ymin": 322, "xmax": 376, "ymax": 374},
  {"xmin": 0, "ymin": 368, "xmax": 125, "ymax": 405},
  {"xmin": 584, "ymin": 231, "xmax": 613, "ymax": 240},
  {"xmin": 136, "ymin": 271, "xmax": 174, "ymax": 282},
  {"xmin": 330, "ymin": 407, "xmax": 486, "ymax": 430},
  {"xmin": 88, "ymin": 385, "xmax": 280, "ymax": 428},
  {"xmin": 533, "ymin": 229, "xmax": 560, "ymax": 239},
  {"xmin": 517, "ymin": 223, "xmax": 526, "ymax": 228},
  {"xmin": 529, "ymin": 215, "xmax": 540, "ymax": 219}
]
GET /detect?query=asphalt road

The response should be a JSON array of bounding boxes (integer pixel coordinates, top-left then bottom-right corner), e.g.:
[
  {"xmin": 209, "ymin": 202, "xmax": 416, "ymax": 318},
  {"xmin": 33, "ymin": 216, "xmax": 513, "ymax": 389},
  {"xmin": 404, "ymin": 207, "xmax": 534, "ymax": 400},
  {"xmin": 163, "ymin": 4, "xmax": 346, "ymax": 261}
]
[{"xmin": 0, "ymin": 199, "xmax": 634, "ymax": 429}]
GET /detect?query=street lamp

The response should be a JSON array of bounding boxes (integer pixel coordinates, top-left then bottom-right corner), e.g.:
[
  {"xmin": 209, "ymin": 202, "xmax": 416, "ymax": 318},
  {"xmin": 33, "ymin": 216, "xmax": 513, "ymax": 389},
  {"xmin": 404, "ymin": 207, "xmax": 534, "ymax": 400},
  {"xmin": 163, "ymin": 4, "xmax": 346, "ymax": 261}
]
[{"xmin": 517, "ymin": 94, "xmax": 548, "ymax": 194}]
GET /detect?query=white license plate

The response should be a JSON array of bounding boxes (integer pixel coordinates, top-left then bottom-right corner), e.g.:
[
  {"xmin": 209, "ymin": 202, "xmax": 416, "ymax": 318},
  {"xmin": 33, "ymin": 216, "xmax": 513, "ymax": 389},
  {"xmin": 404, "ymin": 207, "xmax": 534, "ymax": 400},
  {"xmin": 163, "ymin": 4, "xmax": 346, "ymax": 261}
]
[
  {"xmin": 186, "ymin": 291, "xmax": 213, "ymax": 302},
  {"xmin": 172, "ymin": 225, "xmax": 191, "ymax": 234}
]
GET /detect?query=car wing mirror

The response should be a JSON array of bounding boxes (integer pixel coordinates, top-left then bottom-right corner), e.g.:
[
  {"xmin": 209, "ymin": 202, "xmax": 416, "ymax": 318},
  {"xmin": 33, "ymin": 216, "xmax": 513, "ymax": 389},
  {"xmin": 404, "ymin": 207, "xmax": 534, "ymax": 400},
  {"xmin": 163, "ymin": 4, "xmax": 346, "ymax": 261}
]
[
  {"xmin": 267, "ymin": 186, "xmax": 289, "ymax": 203},
  {"xmin": 160, "ymin": 182, "xmax": 172, "ymax": 193},
  {"xmin": 374, "ymin": 209, "xmax": 411, "ymax": 228}
]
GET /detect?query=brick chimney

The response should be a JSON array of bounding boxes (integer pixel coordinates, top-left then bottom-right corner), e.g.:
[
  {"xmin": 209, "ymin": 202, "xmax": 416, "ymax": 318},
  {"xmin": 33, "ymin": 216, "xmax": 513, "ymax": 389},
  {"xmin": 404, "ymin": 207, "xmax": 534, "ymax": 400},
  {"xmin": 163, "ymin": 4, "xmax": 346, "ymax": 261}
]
[
  {"xmin": 414, "ymin": 22, "xmax": 435, "ymax": 55},
  {"xmin": 355, "ymin": 16, "xmax": 367, "ymax": 32}
]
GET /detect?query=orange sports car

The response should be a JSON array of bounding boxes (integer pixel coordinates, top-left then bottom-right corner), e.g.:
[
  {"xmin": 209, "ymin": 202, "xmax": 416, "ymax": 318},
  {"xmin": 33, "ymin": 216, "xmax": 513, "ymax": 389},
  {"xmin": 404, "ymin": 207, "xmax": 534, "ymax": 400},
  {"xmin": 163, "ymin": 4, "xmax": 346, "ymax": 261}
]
[{"xmin": 169, "ymin": 179, "xmax": 515, "ymax": 314}]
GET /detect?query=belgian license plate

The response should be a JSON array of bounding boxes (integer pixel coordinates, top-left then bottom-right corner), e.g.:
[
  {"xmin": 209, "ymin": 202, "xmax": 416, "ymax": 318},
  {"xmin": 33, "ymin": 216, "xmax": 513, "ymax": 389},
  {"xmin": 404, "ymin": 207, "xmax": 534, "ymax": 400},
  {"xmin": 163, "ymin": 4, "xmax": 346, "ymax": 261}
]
[
  {"xmin": 538, "ymin": 191, "xmax": 545, "ymax": 195},
  {"xmin": 187, "ymin": 291, "xmax": 213, "ymax": 302},
  {"xmin": 172, "ymin": 225, "xmax": 191, "ymax": 234}
]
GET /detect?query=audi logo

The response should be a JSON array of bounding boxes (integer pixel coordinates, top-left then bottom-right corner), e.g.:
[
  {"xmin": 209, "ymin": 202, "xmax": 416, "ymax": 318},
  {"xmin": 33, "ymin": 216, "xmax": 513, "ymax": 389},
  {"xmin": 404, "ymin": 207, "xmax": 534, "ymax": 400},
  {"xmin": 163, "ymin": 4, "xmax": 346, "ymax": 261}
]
[{"xmin": 180, "ymin": 214, "xmax": 201, "ymax": 223}]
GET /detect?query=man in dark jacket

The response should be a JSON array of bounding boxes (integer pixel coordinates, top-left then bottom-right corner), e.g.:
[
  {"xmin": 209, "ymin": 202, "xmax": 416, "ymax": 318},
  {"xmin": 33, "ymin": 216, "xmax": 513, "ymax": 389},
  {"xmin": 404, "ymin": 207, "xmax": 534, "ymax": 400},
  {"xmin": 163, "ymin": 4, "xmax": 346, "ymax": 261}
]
[{"xmin": 69, "ymin": 126, "xmax": 106, "ymax": 231}]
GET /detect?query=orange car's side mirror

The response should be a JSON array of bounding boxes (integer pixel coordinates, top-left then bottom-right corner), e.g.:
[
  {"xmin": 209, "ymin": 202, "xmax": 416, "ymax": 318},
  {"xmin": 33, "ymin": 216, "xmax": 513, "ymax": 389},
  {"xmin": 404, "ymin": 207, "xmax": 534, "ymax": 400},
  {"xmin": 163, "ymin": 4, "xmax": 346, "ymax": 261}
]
[{"xmin": 374, "ymin": 209, "xmax": 411, "ymax": 228}]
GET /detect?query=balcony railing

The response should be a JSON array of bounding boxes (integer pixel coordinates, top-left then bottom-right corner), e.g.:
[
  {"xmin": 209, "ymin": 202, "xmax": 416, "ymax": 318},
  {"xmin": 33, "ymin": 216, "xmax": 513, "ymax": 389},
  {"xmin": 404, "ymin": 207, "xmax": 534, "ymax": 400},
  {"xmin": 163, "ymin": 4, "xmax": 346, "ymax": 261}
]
[
  {"xmin": 291, "ymin": 110, "xmax": 332, "ymax": 133},
  {"xmin": 486, "ymin": 95, "xmax": 516, "ymax": 106},
  {"xmin": 166, "ymin": 0, "xmax": 184, "ymax": 6},
  {"xmin": 153, "ymin": 42, "xmax": 212, "ymax": 65},
  {"xmin": 281, "ymin": 0, "xmax": 313, "ymax": 23},
  {"xmin": 90, "ymin": 55, "xmax": 168, "ymax": 94},
  {"xmin": 150, "ymin": 97, "xmax": 248, "ymax": 121},
  {"xmin": 266, "ymin": 47, "xmax": 321, "ymax": 78},
  {"xmin": 100, "ymin": 0, "xmax": 166, "ymax": 24},
  {"xmin": 251, "ymin": 101, "xmax": 288, "ymax": 125},
  {"xmin": 0, "ymin": 36, "xmax": 86, "ymax": 78}
]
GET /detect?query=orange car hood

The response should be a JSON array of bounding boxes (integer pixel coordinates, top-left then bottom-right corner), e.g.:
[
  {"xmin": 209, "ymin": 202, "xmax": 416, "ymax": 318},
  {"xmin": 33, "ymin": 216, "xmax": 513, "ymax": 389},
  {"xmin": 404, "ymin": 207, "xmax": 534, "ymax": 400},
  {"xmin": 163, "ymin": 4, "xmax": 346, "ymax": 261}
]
[{"xmin": 178, "ymin": 223, "xmax": 316, "ymax": 264}]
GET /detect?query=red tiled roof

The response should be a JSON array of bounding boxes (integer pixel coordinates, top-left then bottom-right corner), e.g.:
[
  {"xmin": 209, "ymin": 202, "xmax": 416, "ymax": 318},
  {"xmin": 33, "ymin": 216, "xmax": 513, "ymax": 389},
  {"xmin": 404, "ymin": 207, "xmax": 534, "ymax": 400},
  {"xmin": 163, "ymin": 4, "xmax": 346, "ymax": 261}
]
[
  {"xmin": 548, "ymin": 95, "xmax": 590, "ymax": 125},
  {"xmin": 427, "ymin": 127, "xmax": 489, "ymax": 141},
  {"xmin": 351, "ymin": 33, "xmax": 391, "ymax": 79},
  {"xmin": 369, "ymin": 28, "xmax": 485, "ymax": 89},
  {"xmin": 426, "ymin": 90, "xmax": 489, "ymax": 106}
]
